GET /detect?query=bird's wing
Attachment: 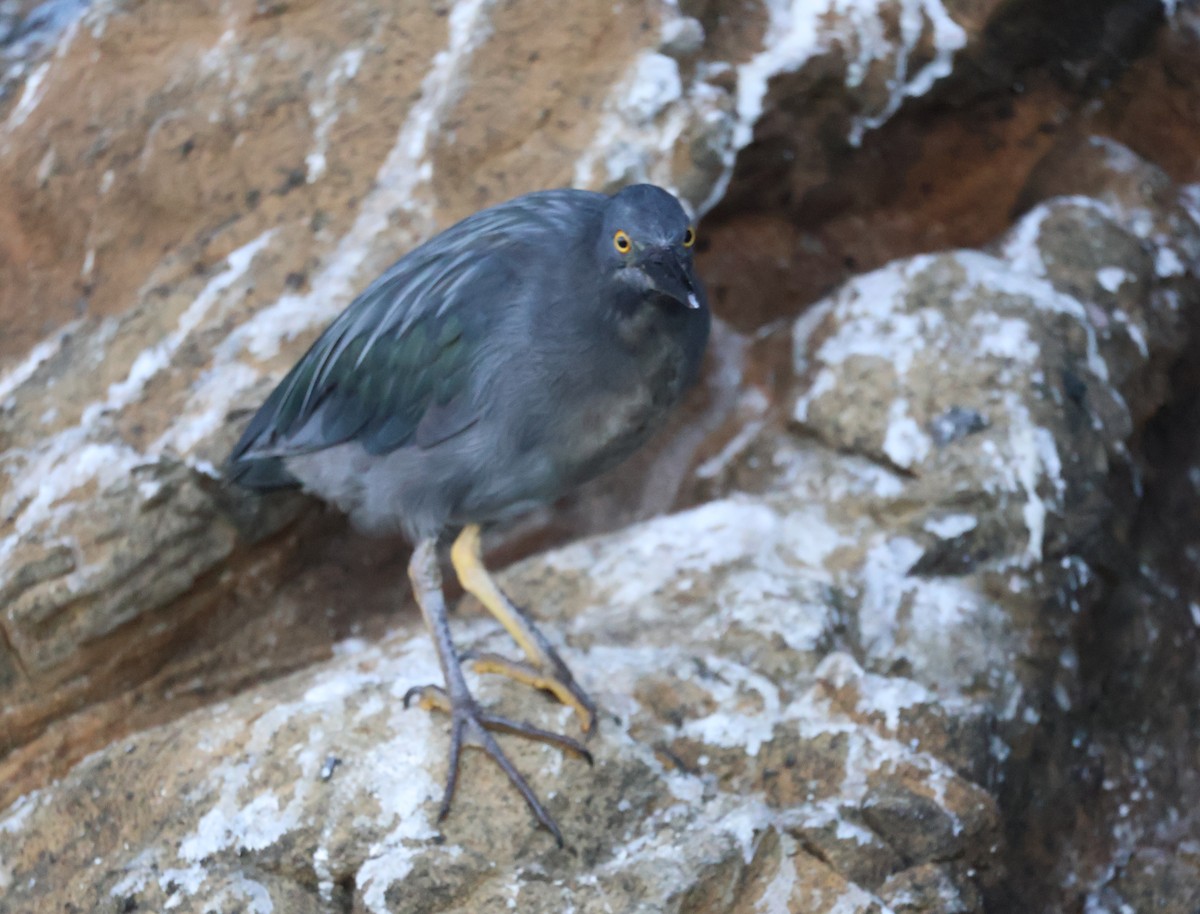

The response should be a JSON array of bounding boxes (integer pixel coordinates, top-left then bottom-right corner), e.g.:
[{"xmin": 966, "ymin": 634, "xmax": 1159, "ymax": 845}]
[
  {"xmin": 227, "ymin": 190, "xmax": 604, "ymax": 478},
  {"xmin": 229, "ymin": 249, "xmax": 505, "ymax": 466}
]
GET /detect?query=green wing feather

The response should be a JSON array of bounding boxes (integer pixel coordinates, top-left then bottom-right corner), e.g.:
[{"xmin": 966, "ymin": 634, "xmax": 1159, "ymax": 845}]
[{"xmin": 226, "ymin": 189, "xmax": 604, "ymax": 489}]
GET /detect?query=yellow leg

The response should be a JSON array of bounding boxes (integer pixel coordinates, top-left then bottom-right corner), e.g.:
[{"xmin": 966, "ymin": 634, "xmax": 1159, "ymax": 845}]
[
  {"xmin": 451, "ymin": 524, "xmax": 597, "ymax": 733},
  {"xmin": 452, "ymin": 524, "xmax": 540, "ymax": 659}
]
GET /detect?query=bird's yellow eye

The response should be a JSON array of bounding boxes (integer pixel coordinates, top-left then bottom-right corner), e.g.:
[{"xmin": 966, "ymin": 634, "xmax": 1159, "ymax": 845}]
[
  {"xmin": 613, "ymin": 230, "xmax": 632, "ymax": 254},
  {"xmin": 683, "ymin": 226, "xmax": 696, "ymax": 248}
]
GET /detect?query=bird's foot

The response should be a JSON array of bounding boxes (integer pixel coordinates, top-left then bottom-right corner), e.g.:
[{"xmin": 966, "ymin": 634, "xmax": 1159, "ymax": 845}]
[
  {"xmin": 402, "ymin": 683, "xmax": 592, "ymax": 846},
  {"xmin": 461, "ymin": 650, "xmax": 598, "ymax": 735}
]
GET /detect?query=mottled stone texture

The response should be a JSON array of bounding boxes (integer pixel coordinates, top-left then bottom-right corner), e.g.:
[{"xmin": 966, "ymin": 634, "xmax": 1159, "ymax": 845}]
[{"xmin": 2, "ymin": 0, "xmax": 1200, "ymax": 912}]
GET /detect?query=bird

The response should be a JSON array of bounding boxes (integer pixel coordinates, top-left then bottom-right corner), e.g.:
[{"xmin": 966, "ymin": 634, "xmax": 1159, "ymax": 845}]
[{"xmin": 226, "ymin": 183, "xmax": 710, "ymax": 844}]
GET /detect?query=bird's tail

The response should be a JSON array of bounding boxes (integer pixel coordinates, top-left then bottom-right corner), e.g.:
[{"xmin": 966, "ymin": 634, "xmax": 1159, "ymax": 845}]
[{"xmin": 224, "ymin": 452, "xmax": 300, "ymax": 491}]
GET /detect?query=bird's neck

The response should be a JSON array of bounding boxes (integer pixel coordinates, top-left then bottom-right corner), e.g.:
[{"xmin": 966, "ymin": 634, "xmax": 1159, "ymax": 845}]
[{"xmin": 610, "ymin": 292, "xmax": 695, "ymax": 353}]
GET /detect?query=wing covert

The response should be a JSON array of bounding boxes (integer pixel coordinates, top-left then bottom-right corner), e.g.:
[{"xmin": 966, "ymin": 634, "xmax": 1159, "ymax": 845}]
[{"xmin": 226, "ymin": 188, "xmax": 604, "ymax": 480}]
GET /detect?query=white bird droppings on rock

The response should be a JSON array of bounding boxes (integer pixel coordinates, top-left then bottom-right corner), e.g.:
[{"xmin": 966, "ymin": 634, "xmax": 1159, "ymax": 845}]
[
  {"xmin": 883, "ymin": 398, "xmax": 931, "ymax": 469},
  {"xmin": 1097, "ymin": 265, "xmax": 1131, "ymax": 292}
]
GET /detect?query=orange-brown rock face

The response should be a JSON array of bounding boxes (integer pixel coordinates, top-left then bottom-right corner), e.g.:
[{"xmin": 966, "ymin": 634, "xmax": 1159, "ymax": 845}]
[
  {"xmin": 0, "ymin": 0, "xmax": 1009, "ymax": 793},
  {"xmin": 2, "ymin": 0, "xmax": 1200, "ymax": 911}
]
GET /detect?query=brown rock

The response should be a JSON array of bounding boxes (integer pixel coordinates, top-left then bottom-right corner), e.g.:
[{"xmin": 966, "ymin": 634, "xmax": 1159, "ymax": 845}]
[
  {"xmin": 861, "ymin": 783, "xmax": 973, "ymax": 866},
  {"xmin": 1111, "ymin": 848, "xmax": 1200, "ymax": 914},
  {"xmin": 0, "ymin": 0, "xmax": 751, "ymax": 798},
  {"xmin": 3, "ymin": 1, "xmax": 1200, "ymax": 911},
  {"xmin": 879, "ymin": 862, "xmax": 983, "ymax": 913}
]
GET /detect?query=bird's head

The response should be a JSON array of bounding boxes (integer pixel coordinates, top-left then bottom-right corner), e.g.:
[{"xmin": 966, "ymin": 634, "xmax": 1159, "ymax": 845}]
[{"xmin": 598, "ymin": 184, "xmax": 706, "ymax": 313}]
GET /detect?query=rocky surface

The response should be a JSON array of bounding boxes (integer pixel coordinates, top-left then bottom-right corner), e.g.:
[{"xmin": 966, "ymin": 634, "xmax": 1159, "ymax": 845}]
[
  {"xmin": 3, "ymin": 151, "xmax": 1196, "ymax": 910},
  {"xmin": 3, "ymin": 0, "xmax": 1200, "ymax": 912},
  {"xmin": 0, "ymin": 0, "xmax": 1018, "ymax": 809},
  {"xmin": 0, "ymin": 495, "xmax": 1007, "ymax": 912}
]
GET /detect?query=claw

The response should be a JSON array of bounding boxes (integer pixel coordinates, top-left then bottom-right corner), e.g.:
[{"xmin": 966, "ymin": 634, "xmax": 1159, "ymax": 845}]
[
  {"xmin": 404, "ymin": 682, "xmax": 590, "ymax": 844},
  {"xmin": 403, "ymin": 684, "xmax": 451, "ymax": 714}
]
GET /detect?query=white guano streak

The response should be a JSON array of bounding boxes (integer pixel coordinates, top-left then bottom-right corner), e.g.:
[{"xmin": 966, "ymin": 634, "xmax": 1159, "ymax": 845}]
[
  {"xmin": 0, "ymin": 230, "xmax": 272, "ymax": 569},
  {"xmin": 700, "ymin": 0, "xmax": 965, "ymax": 213},
  {"xmin": 160, "ymin": 0, "xmax": 496, "ymax": 464}
]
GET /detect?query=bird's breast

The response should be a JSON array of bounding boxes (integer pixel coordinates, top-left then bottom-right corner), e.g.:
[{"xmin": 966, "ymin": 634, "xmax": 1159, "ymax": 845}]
[{"xmin": 541, "ymin": 308, "xmax": 695, "ymax": 487}]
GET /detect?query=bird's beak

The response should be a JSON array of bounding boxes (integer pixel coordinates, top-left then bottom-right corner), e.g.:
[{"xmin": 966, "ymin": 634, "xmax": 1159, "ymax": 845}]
[{"xmin": 640, "ymin": 249, "xmax": 703, "ymax": 310}]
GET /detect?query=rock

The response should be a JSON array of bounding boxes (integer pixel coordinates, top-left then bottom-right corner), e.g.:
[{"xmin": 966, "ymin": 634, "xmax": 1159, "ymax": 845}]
[
  {"xmin": 1110, "ymin": 848, "xmax": 1200, "ymax": 914},
  {"xmin": 879, "ymin": 862, "xmax": 982, "ymax": 913},
  {"xmin": 2, "ymin": 0, "xmax": 1200, "ymax": 911},
  {"xmin": 0, "ymin": 483, "xmax": 1008, "ymax": 911},
  {"xmin": 0, "ymin": 0, "xmax": 1025, "ymax": 808},
  {"xmin": 10, "ymin": 135, "xmax": 1197, "ymax": 905},
  {"xmin": 659, "ymin": 17, "xmax": 706, "ymax": 61}
]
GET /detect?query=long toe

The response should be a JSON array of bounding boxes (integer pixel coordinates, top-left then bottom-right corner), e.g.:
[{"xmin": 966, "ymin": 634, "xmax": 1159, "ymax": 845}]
[
  {"xmin": 476, "ymin": 710, "xmax": 593, "ymax": 764},
  {"xmin": 472, "ymin": 725, "xmax": 567, "ymax": 847},
  {"xmin": 406, "ymin": 678, "xmax": 591, "ymax": 758},
  {"xmin": 440, "ymin": 702, "xmax": 573, "ymax": 847},
  {"xmin": 439, "ymin": 712, "xmax": 469, "ymax": 822},
  {"xmin": 465, "ymin": 650, "xmax": 598, "ymax": 735}
]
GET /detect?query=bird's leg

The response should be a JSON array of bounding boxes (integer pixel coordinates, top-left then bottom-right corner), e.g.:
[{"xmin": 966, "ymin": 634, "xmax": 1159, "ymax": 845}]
[
  {"xmin": 404, "ymin": 538, "xmax": 590, "ymax": 846},
  {"xmin": 450, "ymin": 524, "xmax": 598, "ymax": 734}
]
